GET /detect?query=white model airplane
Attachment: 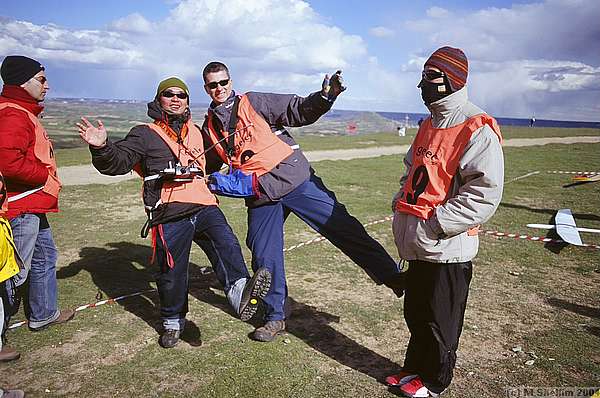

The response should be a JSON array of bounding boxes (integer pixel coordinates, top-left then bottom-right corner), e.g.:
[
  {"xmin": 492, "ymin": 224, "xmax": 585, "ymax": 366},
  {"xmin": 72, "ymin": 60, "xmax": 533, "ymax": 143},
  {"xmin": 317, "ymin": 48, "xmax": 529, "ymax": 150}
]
[{"xmin": 527, "ymin": 208, "xmax": 600, "ymax": 246}]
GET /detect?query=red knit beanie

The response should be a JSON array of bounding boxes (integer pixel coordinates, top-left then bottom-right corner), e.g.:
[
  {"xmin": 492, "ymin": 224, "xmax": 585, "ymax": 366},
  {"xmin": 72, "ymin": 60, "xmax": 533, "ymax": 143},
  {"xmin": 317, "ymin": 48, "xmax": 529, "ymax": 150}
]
[{"xmin": 425, "ymin": 46, "xmax": 468, "ymax": 91}]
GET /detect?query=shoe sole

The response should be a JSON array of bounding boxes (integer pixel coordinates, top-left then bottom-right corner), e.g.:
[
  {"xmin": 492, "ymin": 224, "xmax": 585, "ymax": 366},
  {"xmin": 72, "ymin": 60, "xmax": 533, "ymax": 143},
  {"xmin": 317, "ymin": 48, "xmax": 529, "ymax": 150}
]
[
  {"xmin": 29, "ymin": 310, "xmax": 75, "ymax": 332},
  {"xmin": 239, "ymin": 267, "xmax": 272, "ymax": 321}
]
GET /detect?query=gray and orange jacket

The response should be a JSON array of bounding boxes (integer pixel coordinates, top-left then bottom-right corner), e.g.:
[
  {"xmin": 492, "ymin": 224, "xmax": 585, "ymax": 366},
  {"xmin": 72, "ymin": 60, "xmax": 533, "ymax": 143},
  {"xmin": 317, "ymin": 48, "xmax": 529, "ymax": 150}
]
[
  {"xmin": 90, "ymin": 101, "xmax": 221, "ymax": 226},
  {"xmin": 202, "ymin": 90, "xmax": 333, "ymax": 207},
  {"xmin": 392, "ymin": 87, "xmax": 504, "ymax": 263}
]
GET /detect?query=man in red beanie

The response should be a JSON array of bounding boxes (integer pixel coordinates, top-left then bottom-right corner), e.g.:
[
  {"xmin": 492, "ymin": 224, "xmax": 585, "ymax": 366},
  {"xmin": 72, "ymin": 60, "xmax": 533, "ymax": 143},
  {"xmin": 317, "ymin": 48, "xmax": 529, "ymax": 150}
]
[
  {"xmin": 0, "ymin": 55, "xmax": 75, "ymax": 333},
  {"xmin": 386, "ymin": 47, "xmax": 504, "ymax": 397}
]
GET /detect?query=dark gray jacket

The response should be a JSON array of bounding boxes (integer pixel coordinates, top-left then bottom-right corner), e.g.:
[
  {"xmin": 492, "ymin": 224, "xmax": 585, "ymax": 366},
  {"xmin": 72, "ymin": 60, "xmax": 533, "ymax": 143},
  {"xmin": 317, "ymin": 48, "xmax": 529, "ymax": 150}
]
[
  {"xmin": 90, "ymin": 101, "xmax": 221, "ymax": 226},
  {"xmin": 202, "ymin": 90, "xmax": 333, "ymax": 207}
]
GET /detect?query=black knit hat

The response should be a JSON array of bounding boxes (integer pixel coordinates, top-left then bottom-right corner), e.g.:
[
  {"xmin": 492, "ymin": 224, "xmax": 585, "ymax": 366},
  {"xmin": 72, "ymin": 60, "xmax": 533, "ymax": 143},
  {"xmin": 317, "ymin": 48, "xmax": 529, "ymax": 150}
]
[{"xmin": 1, "ymin": 55, "xmax": 45, "ymax": 85}]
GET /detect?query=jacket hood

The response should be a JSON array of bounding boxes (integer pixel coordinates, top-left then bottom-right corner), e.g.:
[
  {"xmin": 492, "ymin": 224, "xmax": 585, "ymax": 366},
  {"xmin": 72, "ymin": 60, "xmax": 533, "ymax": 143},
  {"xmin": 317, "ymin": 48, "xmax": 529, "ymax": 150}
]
[{"xmin": 147, "ymin": 99, "xmax": 190, "ymax": 132}]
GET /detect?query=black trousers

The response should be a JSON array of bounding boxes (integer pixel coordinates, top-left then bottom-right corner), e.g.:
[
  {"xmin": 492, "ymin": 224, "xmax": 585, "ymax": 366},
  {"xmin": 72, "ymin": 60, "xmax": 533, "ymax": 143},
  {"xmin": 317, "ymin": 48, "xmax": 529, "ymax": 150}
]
[{"xmin": 403, "ymin": 260, "xmax": 472, "ymax": 394}]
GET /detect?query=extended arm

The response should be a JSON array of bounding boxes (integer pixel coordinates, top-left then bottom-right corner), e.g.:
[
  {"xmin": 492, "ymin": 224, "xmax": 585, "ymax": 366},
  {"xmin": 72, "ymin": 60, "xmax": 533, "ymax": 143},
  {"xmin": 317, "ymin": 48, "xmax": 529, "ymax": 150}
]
[
  {"xmin": 77, "ymin": 118, "xmax": 145, "ymax": 175},
  {"xmin": 248, "ymin": 70, "xmax": 346, "ymax": 128}
]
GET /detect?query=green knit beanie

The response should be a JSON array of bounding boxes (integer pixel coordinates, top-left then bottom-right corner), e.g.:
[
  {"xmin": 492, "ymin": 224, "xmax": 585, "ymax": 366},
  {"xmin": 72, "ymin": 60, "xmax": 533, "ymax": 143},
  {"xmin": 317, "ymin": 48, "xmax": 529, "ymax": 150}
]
[{"xmin": 156, "ymin": 77, "xmax": 190, "ymax": 98}]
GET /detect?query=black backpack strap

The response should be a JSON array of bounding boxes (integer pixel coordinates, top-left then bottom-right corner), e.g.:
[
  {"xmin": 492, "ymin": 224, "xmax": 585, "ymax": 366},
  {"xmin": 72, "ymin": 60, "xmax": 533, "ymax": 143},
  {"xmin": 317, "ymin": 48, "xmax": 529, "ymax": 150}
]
[{"xmin": 224, "ymin": 96, "xmax": 241, "ymax": 158}]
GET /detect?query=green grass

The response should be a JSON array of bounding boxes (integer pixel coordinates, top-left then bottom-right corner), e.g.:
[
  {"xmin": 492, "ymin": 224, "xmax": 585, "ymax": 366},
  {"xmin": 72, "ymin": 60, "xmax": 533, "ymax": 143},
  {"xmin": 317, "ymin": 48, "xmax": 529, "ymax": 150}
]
[
  {"xmin": 2, "ymin": 139, "xmax": 599, "ymax": 397},
  {"xmin": 55, "ymin": 126, "xmax": 600, "ymax": 167}
]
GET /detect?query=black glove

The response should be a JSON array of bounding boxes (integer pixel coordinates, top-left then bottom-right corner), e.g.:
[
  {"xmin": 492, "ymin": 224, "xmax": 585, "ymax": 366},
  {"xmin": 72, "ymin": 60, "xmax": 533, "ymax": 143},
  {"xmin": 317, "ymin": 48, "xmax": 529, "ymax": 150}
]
[{"xmin": 321, "ymin": 70, "xmax": 346, "ymax": 101}]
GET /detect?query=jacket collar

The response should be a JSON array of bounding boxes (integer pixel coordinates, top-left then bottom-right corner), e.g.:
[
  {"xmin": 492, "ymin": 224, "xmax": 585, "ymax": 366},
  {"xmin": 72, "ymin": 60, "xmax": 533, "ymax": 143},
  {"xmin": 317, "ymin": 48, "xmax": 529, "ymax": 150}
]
[
  {"xmin": 0, "ymin": 85, "xmax": 44, "ymax": 116},
  {"xmin": 208, "ymin": 91, "xmax": 237, "ymax": 128},
  {"xmin": 427, "ymin": 87, "xmax": 468, "ymax": 125}
]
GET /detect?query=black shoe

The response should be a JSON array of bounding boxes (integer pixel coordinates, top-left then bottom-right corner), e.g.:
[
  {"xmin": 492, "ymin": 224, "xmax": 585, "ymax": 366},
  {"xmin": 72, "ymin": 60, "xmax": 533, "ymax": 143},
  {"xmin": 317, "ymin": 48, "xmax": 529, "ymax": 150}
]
[
  {"xmin": 252, "ymin": 320, "xmax": 285, "ymax": 342},
  {"xmin": 239, "ymin": 267, "xmax": 272, "ymax": 322},
  {"xmin": 159, "ymin": 329, "xmax": 180, "ymax": 348}
]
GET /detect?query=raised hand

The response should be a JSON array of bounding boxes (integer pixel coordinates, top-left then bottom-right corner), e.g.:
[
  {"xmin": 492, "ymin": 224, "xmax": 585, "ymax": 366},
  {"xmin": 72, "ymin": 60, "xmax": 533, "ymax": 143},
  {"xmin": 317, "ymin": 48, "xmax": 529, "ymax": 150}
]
[
  {"xmin": 77, "ymin": 117, "xmax": 107, "ymax": 148},
  {"xmin": 321, "ymin": 70, "xmax": 347, "ymax": 101}
]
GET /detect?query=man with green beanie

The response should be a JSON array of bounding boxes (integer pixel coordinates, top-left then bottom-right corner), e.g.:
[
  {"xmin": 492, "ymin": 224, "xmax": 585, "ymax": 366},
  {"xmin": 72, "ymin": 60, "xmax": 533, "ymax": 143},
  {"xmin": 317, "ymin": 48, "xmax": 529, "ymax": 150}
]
[{"xmin": 76, "ymin": 77, "xmax": 272, "ymax": 348}]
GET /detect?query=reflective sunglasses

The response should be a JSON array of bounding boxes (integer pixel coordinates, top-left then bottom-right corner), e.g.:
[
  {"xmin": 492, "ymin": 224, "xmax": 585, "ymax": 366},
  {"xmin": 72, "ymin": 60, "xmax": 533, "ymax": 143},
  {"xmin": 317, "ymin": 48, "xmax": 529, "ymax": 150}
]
[
  {"xmin": 205, "ymin": 79, "xmax": 230, "ymax": 90},
  {"xmin": 421, "ymin": 70, "xmax": 445, "ymax": 82},
  {"xmin": 161, "ymin": 91, "xmax": 188, "ymax": 99}
]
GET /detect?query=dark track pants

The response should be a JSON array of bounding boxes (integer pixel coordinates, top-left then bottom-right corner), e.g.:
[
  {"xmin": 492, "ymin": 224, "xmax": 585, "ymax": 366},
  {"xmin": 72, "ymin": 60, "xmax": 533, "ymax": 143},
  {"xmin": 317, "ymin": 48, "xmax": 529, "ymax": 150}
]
[
  {"xmin": 403, "ymin": 260, "xmax": 472, "ymax": 394},
  {"xmin": 246, "ymin": 172, "xmax": 402, "ymax": 321},
  {"xmin": 154, "ymin": 206, "xmax": 249, "ymax": 327}
]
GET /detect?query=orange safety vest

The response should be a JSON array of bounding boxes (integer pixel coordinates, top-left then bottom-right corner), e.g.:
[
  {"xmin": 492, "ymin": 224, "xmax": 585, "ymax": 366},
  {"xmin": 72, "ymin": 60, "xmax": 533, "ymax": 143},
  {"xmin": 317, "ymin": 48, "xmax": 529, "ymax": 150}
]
[
  {"xmin": 205, "ymin": 95, "xmax": 294, "ymax": 176},
  {"xmin": 395, "ymin": 114, "xmax": 502, "ymax": 219},
  {"xmin": 144, "ymin": 121, "xmax": 218, "ymax": 207},
  {"xmin": 0, "ymin": 102, "xmax": 61, "ymax": 199}
]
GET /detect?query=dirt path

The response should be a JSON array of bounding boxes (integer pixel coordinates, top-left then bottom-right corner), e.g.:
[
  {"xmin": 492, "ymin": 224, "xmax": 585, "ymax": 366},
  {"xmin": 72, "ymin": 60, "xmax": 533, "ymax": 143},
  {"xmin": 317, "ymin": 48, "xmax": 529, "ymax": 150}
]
[{"xmin": 58, "ymin": 135, "xmax": 600, "ymax": 186}]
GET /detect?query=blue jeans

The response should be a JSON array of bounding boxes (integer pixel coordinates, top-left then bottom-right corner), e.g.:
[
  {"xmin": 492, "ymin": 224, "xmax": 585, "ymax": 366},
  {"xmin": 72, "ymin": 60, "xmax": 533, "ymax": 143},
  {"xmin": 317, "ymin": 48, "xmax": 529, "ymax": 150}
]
[
  {"xmin": 154, "ymin": 206, "xmax": 250, "ymax": 331},
  {"xmin": 10, "ymin": 214, "xmax": 60, "ymax": 327},
  {"xmin": 0, "ymin": 282, "xmax": 5, "ymax": 349},
  {"xmin": 247, "ymin": 172, "xmax": 402, "ymax": 321}
]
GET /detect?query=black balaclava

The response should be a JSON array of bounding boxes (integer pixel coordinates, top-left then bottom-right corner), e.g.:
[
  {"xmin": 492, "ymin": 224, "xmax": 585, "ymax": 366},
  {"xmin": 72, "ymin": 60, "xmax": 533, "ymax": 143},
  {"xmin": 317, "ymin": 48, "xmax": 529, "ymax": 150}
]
[{"xmin": 418, "ymin": 76, "xmax": 452, "ymax": 106}]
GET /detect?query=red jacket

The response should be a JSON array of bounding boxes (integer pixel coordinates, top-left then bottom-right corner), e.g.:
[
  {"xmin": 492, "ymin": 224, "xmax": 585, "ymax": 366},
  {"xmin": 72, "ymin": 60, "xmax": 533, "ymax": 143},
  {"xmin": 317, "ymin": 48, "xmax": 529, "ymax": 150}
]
[{"xmin": 0, "ymin": 85, "xmax": 58, "ymax": 218}]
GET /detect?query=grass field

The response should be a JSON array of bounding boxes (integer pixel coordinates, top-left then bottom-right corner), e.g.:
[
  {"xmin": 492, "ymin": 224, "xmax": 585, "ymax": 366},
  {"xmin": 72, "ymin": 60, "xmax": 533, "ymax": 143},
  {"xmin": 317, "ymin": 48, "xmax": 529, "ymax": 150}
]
[
  {"xmin": 56, "ymin": 126, "xmax": 600, "ymax": 167},
  {"xmin": 2, "ymin": 132, "xmax": 600, "ymax": 397}
]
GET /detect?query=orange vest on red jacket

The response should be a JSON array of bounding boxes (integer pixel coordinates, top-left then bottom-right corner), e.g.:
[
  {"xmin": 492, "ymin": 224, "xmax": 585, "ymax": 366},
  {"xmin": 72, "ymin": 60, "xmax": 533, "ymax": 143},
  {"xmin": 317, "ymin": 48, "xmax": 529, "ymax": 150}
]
[
  {"xmin": 0, "ymin": 102, "xmax": 61, "ymax": 200},
  {"xmin": 144, "ymin": 121, "xmax": 218, "ymax": 207},
  {"xmin": 205, "ymin": 95, "xmax": 293, "ymax": 176},
  {"xmin": 395, "ymin": 114, "xmax": 502, "ymax": 219}
]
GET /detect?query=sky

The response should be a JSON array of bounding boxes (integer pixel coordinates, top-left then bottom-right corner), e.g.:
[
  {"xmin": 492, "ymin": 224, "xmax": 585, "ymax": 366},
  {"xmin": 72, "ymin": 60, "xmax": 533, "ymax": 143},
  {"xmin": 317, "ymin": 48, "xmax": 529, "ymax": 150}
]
[{"xmin": 1, "ymin": 0, "xmax": 599, "ymax": 122}]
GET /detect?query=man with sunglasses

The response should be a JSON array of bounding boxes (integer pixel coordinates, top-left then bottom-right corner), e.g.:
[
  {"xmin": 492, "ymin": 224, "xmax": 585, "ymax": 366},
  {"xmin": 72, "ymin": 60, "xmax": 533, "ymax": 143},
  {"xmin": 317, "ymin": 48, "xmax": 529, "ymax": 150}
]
[
  {"xmin": 201, "ymin": 61, "xmax": 406, "ymax": 342},
  {"xmin": 77, "ymin": 77, "xmax": 271, "ymax": 348},
  {"xmin": 0, "ymin": 55, "xmax": 75, "ymax": 334},
  {"xmin": 387, "ymin": 47, "xmax": 504, "ymax": 397}
]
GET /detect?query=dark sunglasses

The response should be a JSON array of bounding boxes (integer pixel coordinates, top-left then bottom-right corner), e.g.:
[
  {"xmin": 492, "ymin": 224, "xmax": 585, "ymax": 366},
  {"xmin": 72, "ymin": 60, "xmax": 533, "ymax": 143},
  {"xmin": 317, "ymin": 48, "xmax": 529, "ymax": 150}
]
[
  {"xmin": 161, "ymin": 91, "xmax": 188, "ymax": 99},
  {"xmin": 422, "ymin": 70, "xmax": 445, "ymax": 82},
  {"xmin": 34, "ymin": 76, "xmax": 47, "ymax": 85},
  {"xmin": 205, "ymin": 79, "xmax": 230, "ymax": 90}
]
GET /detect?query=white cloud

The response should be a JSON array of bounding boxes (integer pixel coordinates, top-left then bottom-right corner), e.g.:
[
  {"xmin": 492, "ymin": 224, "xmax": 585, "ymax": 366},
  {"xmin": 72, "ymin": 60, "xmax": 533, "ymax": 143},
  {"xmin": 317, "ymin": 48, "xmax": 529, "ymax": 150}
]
[
  {"xmin": 110, "ymin": 13, "xmax": 153, "ymax": 34},
  {"xmin": 426, "ymin": 6, "xmax": 450, "ymax": 19},
  {"xmin": 0, "ymin": 0, "xmax": 367, "ymax": 97},
  {"xmin": 0, "ymin": 20, "xmax": 144, "ymax": 68},
  {"xmin": 401, "ymin": 0, "xmax": 600, "ymax": 121},
  {"xmin": 369, "ymin": 26, "xmax": 394, "ymax": 38}
]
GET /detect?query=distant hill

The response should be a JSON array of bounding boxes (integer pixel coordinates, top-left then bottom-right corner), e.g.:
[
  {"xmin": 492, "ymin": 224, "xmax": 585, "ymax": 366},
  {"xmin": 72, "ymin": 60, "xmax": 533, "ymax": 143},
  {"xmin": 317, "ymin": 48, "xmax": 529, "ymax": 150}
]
[{"xmin": 43, "ymin": 98, "xmax": 599, "ymax": 148}]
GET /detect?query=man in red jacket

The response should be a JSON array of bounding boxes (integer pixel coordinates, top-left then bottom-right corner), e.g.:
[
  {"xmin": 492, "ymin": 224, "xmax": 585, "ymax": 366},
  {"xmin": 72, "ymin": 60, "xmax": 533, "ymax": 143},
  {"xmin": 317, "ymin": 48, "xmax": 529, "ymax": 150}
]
[{"xmin": 0, "ymin": 55, "xmax": 74, "ymax": 332}]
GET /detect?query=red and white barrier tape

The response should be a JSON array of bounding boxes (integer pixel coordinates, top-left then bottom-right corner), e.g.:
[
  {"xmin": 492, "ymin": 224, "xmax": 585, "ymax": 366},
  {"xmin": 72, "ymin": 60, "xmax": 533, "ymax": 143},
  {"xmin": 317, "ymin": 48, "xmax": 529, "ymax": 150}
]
[
  {"xmin": 8, "ymin": 215, "xmax": 598, "ymax": 330},
  {"xmin": 547, "ymin": 170, "xmax": 600, "ymax": 175},
  {"xmin": 482, "ymin": 230, "xmax": 600, "ymax": 250},
  {"xmin": 8, "ymin": 289, "xmax": 156, "ymax": 330}
]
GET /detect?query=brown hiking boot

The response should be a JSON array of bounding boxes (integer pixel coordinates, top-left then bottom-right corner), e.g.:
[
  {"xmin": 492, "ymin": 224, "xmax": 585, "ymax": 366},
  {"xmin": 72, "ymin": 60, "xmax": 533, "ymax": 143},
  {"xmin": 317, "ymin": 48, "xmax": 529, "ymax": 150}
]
[
  {"xmin": 0, "ymin": 346, "xmax": 20, "ymax": 362},
  {"xmin": 252, "ymin": 320, "xmax": 285, "ymax": 342},
  {"xmin": 29, "ymin": 309, "xmax": 76, "ymax": 332}
]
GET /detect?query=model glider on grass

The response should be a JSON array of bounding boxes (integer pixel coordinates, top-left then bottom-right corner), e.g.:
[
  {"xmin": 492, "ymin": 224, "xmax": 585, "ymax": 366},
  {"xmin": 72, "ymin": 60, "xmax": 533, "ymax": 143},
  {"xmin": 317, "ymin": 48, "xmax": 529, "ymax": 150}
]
[{"xmin": 527, "ymin": 208, "xmax": 600, "ymax": 246}]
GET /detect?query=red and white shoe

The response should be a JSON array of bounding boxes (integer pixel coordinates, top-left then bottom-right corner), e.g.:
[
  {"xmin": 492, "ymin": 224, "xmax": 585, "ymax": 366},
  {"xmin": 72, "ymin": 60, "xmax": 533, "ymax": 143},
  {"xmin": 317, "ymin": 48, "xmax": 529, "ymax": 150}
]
[
  {"xmin": 399, "ymin": 376, "xmax": 440, "ymax": 397},
  {"xmin": 385, "ymin": 370, "xmax": 417, "ymax": 387}
]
